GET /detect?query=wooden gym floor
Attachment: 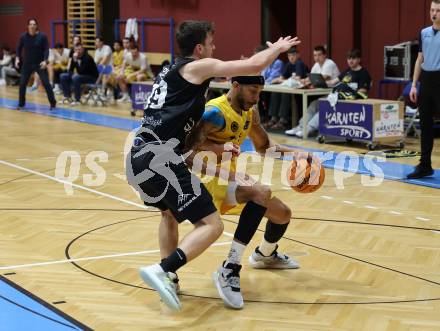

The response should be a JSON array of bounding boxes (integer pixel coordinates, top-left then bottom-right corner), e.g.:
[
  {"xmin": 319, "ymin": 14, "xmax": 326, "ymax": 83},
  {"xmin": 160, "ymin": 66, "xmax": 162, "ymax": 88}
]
[{"xmin": 0, "ymin": 86, "xmax": 439, "ymax": 330}]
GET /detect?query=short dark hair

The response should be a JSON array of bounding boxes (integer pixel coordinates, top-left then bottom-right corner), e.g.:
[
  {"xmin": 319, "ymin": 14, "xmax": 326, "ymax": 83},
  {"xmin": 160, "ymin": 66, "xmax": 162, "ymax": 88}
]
[
  {"xmin": 314, "ymin": 45, "xmax": 327, "ymax": 55},
  {"xmin": 28, "ymin": 18, "xmax": 38, "ymax": 26},
  {"xmin": 287, "ymin": 46, "xmax": 298, "ymax": 54},
  {"xmin": 95, "ymin": 36, "xmax": 103, "ymax": 42},
  {"xmin": 433, "ymin": 0, "xmax": 440, "ymax": 4},
  {"xmin": 131, "ymin": 44, "xmax": 139, "ymax": 51},
  {"xmin": 54, "ymin": 42, "xmax": 64, "ymax": 49},
  {"xmin": 176, "ymin": 20, "xmax": 214, "ymax": 57},
  {"xmin": 114, "ymin": 39, "xmax": 122, "ymax": 46},
  {"xmin": 347, "ymin": 49, "xmax": 361, "ymax": 59}
]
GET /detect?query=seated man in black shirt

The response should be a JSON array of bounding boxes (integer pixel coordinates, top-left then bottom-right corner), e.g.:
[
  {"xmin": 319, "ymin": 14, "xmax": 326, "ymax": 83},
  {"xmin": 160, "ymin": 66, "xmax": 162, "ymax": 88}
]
[
  {"xmin": 330, "ymin": 49, "xmax": 372, "ymax": 95},
  {"xmin": 287, "ymin": 48, "xmax": 372, "ymax": 137},
  {"xmin": 60, "ymin": 43, "xmax": 99, "ymax": 106},
  {"xmin": 266, "ymin": 47, "xmax": 309, "ymax": 130}
]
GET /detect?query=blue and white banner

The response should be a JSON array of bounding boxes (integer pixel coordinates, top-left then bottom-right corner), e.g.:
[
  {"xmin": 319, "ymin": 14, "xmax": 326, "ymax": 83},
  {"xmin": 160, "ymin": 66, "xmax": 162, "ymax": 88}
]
[{"xmin": 319, "ymin": 100, "xmax": 373, "ymax": 141}]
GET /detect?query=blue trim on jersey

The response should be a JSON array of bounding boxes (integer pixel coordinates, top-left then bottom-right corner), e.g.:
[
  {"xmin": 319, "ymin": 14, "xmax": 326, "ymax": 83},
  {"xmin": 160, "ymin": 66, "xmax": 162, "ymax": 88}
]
[
  {"xmin": 202, "ymin": 106, "xmax": 226, "ymax": 129},
  {"xmin": 0, "ymin": 97, "xmax": 439, "ymax": 189}
]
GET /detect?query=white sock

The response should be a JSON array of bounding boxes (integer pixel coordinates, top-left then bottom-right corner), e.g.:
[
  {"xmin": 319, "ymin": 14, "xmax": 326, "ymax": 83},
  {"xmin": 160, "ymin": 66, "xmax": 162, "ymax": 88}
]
[
  {"xmin": 258, "ymin": 238, "xmax": 277, "ymax": 256},
  {"xmin": 225, "ymin": 240, "xmax": 246, "ymax": 265}
]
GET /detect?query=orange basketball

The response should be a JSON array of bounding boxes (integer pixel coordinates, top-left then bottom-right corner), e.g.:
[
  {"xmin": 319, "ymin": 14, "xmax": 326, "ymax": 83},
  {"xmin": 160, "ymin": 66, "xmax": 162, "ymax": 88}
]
[{"xmin": 287, "ymin": 156, "xmax": 325, "ymax": 193}]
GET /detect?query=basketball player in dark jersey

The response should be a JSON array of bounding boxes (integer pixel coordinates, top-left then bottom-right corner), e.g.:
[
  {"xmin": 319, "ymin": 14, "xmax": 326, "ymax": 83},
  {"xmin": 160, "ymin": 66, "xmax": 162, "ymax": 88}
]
[{"xmin": 126, "ymin": 20, "xmax": 299, "ymax": 311}]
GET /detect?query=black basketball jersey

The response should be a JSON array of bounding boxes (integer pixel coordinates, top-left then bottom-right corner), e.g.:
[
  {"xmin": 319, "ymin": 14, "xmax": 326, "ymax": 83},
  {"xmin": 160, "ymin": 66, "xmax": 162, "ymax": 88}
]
[{"xmin": 140, "ymin": 57, "xmax": 211, "ymax": 149}]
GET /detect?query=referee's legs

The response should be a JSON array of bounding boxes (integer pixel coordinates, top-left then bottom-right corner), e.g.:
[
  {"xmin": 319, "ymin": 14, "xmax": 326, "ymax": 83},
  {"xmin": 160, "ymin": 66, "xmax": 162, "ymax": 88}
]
[
  {"xmin": 407, "ymin": 71, "xmax": 439, "ymax": 179},
  {"xmin": 419, "ymin": 93, "xmax": 434, "ymax": 167}
]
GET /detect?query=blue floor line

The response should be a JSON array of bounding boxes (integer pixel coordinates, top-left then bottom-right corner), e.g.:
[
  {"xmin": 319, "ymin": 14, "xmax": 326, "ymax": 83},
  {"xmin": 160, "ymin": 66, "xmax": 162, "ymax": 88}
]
[
  {"xmin": 1, "ymin": 97, "xmax": 439, "ymax": 189},
  {"xmin": 0, "ymin": 277, "xmax": 83, "ymax": 331}
]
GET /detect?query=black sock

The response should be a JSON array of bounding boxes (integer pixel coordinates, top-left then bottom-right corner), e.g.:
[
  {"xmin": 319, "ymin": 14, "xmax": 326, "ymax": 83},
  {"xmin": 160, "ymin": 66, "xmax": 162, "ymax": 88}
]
[
  {"xmin": 234, "ymin": 201, "xmax": 267, "ymax": 245},
  {"xmin": 159, "ymin": 248, "xmax": 187, "ymax": 273},
  {"xmin": 264, "ymin": 220, "xmax": 289, "ymax": 243}
]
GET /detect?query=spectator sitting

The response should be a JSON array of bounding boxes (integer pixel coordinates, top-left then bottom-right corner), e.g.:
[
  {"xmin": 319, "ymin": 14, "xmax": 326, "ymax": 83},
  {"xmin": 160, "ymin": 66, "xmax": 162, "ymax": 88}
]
[
  {"xmin": 48, "ymin": 42, "xmax": 69, "ymax": 93},
  {"xmin": 285, "ymin": 45, "xmax": 340, "ymax": 137},
  {"xmin": 303, "ymin": 45, "xmax": 340, "ymax": 87},
  {"xmin": 60, "ymin": 43, "xmax": 98, "ymax": 106},
  {"xmin": 103, "ymin": 39, "xmax": 124, "ymax": 101},
  {"xmin": 0, "ymin": 46, "xmax": 12, "ymax": 85},
  {"xmin": 254, "ymin": 44, "xmax": 284, "ymax": 122},
  {"xmin": 67, "ymin": 35, "xmax": 82, "ymax": 66},
  {"xmin": 112, "ymin": 40, "xmax": 124, "ymax": 70},
  {"xmin": 328, "ymin": 49, "xmax": 371, "ymax": 95},
  {"xmin": 287, "ymin": 48, "xmax": 371, "ymax": 138},
  {"xmin": 94, "ymin": 36, "xmax": 113, "ymax": 92},
  {"xmin": 122, "ymin": 37, "xmax": 132, "ymax": 61},
  {"xmin": 266, "ymin": 46, "xmax": 309, "ymax": 130},
  {"xmin": 116, "ymin": 45, "xmax": 150, "ymax": 103},
  {"xmin": 2, "ymin": 51, "xmax": 20, "ymax": 86},
  {"xmin": 254, "ymin": 44, "xmax": 284, "ymax": 84},
  {"xmin": 63, "ymin": 35, "xmax": 82, "ymax": 85}
]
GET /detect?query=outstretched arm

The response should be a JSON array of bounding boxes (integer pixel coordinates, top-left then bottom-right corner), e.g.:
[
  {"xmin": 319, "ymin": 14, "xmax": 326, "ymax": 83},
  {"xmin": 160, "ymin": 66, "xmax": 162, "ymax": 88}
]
[{"xmin": 181, "ymin": 36, "xmax": 301, "ymax": 84}]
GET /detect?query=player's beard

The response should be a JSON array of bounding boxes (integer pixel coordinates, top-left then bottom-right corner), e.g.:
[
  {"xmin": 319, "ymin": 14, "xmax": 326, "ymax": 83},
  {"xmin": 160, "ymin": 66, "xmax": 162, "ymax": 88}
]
[{"xmin": 237, "ymin": 93, "xmax": 252, "ymax": 111}]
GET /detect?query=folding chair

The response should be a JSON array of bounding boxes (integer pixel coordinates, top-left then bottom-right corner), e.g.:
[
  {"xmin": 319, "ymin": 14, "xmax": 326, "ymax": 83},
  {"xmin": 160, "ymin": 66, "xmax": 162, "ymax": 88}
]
[
  {"xmin": 82, "ymin": 64, "xmax": 113, "ymax": 107},
  {"xmin": 402, "ymin": 81, "xmax": 420, "ymax": 139}
]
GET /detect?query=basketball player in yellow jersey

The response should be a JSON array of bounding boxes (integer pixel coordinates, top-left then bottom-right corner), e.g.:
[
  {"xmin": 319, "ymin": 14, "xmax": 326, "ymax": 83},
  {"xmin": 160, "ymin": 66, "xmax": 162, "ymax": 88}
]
[{"xmin": 163, "ymin": 75, "xmax": 316, "ymax": 309}]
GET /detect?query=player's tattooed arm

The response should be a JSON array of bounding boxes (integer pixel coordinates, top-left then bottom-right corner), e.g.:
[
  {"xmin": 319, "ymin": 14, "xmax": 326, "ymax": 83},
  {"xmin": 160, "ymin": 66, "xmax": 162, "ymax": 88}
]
[{"xmin": 248, "ymin": 106, "xmax": 271, "ymax": 154}]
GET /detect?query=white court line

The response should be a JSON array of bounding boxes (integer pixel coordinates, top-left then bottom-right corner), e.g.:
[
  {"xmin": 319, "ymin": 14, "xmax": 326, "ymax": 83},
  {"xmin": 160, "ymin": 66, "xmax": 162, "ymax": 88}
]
[
  {"xmin": 0, "ymin": 159, "xmax": 235, "ymax": 237},
  {"xmin": 0, "ymin": 241, "xmax": 232, "ymax": 271},
  {"xmin": 389, "ymin": 211, "xmax": 402, "ymax": 215},
  {"xmin": 0, "ymin": 159, "xmax": 149, "ymax": 210}
]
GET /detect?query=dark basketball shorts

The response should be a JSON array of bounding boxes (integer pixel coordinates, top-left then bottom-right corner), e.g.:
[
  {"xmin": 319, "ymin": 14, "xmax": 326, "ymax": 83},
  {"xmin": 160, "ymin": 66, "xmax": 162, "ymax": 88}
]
[{"xmin": 127, "ymin": 143, "xmax": 217, "ymax": 223}]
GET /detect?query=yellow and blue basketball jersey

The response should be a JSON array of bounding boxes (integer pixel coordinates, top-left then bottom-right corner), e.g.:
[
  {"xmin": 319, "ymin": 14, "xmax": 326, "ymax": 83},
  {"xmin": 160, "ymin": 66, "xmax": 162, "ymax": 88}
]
[{"xmin": 202, "ymin": 94, "xmax": 254, "ymax": 214}]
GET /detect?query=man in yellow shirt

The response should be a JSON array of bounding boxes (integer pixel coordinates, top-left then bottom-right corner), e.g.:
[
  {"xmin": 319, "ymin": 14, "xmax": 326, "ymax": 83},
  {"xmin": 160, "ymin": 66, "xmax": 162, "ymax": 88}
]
[
  {"xmin": 112, "ymin": 40, "xmax": 124, "ymax": 69},
  {"xmin": 105, "ymin": 40, "xmax": 124, "ymax": 95},
  {"xmin": 161, "ymin": 76, "xmax": 314, "ymax": 309}
]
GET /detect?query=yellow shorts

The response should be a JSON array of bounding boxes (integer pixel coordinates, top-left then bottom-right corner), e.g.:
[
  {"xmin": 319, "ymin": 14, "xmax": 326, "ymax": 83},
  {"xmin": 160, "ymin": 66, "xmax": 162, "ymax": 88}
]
[
  {"xmin": 124, "ymin": 67, "xmax": 146, "ymax": 83},
  {"xmin": 203, "ymin": 176, "xmax": 245, "ymax": 215},
  {"xmin": 107, "ymin": 73, "xmax": 117, "ymax": 87},
  {"xmin": 53, "ymin": 63, "xmax": 67, "ymax": 71}
]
